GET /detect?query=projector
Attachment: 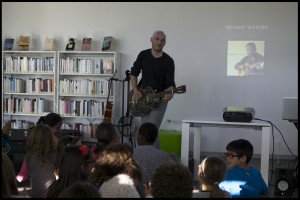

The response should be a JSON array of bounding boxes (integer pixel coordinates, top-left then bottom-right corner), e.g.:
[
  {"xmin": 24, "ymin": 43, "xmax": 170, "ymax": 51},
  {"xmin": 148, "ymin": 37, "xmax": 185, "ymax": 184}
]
[{"xmin": 223, "ymin": 106, "xmax": 255, "ymax": 122}]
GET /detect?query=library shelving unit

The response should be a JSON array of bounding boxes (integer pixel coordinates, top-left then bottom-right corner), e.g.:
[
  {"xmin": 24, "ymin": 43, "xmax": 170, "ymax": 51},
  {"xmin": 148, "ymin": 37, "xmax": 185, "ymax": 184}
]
[
  {"xmin": 57, "ymin": 51, "xmax": 121, "ymax": 142},
  {"xmin": 2, "ymin": 50, "xmax": 56, "ymax": 130}
]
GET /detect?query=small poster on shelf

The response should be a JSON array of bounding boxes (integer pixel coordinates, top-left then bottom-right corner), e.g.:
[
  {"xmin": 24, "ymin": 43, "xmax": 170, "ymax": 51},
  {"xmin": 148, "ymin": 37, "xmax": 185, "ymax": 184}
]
[
  {"xmin": 44, "ymin": 37, "xmax": 54, "ymax": 51},
  {"xmin": 19, "ymin": 36, "xmax": 30, "ymax": 51},
  {"xmin": 102, "ymin": 36, "xmax": 114, "ymax": 51},
  {"xmin": 66, "ymin": 38, "xmax": 76, "ymax": 51},
  {"xmin": 81, "ymin": 37, "xmax": 92, "ymax": 51}
]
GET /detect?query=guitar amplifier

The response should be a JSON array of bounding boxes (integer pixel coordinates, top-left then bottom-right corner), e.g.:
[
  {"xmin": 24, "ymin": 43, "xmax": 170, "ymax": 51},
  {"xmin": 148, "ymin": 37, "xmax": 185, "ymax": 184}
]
[{"xmin": 223, "ymin": 106, "xmax": 255, "ymax": 123}]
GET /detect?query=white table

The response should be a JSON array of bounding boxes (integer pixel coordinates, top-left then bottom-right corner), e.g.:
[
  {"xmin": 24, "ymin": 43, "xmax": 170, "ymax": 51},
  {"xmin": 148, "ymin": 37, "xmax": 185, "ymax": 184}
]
[{"xmin": 181, "ymin": 116, "xmax": 271, "ymax": 184}]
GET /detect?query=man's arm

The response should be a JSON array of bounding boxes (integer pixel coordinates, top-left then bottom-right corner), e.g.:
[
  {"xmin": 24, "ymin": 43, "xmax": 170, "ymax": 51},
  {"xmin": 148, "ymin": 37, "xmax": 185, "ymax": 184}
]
[{"xmin": 130, "ymin": 75, "xmax": 142, "ymax": 99}]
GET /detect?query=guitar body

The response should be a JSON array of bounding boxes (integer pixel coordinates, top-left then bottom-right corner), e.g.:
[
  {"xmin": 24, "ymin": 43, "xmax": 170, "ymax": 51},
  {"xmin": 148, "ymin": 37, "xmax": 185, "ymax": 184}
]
[
  {"xmin": 129, "ymin": 87, "xmax": 156, "ymax": 117},
  {"xmin": 129, "ymin": 85, "xmax": 186, "ymax": 117}
]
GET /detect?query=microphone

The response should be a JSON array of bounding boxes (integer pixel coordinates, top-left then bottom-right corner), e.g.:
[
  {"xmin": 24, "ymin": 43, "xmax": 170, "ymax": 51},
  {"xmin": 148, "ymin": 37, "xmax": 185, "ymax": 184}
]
[{"xmin": 125, "ymin": 70, "xmax": 131, "ymax": 81}]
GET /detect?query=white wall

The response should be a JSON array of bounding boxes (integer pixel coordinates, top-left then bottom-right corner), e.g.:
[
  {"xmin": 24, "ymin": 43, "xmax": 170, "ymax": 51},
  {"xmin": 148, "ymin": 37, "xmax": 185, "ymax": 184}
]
[{"xmin": 2, "ymin": 2, "xmax": 298, "ymax": 156}]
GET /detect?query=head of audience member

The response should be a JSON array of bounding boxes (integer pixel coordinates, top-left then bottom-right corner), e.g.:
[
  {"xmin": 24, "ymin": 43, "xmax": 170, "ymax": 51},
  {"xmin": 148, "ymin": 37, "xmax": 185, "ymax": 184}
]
[
  {"xmin": 37, "ymin": 112, "xmax": 63, "ymax": 144},
  {"xmin": 27, "ymin": 124, "xmax": 56, "ymax": 167},
  {"xmin": 198, "ymin": 155, "xmax": 228, "ymax": 198},
  {"xmin": 89, "ymin": 143, "xmax": 135, "ymax": 188},
  {"xmin": 149, "ymin": 161, "xmax": 194, "ymax": 198},
  {"xmin": 54, "ymin": 135, "xmax": 82, "ymax": 177},
  {"xmin": 100, "ymin": 173, "xmax": 140, "ymax": 198},
  {"xmin": 2, "ymin": 152, "xmax": 20, "ymax": 198},
  {"xmin": 225, "ymin": 139, "xmax": 253, "ymax": 168},
  {"xmin": 47, "ymin": 145, "xmax": 88, "ymax": 198},
  {"xmin": 93, "ymin": 121, "xmax": 120, "ymax": 156},
  {"xmin": 137, "ymin": 122, "xmax": 158, "ymax": 145},
  {"xmin": 57, "ymin": 181, "xmax": 101, "ymax": 198}
]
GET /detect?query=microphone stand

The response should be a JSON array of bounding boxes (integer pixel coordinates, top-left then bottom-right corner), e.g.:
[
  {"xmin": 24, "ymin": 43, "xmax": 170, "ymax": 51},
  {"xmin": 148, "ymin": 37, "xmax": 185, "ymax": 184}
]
[{"xmin": 119, "ymin": 70, "xmax": 134, "ymax": 146}]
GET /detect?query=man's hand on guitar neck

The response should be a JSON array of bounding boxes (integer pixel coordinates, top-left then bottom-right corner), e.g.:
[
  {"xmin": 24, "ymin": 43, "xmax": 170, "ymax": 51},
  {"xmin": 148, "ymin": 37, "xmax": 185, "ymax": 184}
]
[{"xmin": 163, "ymin": 86, "xmax": 175, "ymax": 102}]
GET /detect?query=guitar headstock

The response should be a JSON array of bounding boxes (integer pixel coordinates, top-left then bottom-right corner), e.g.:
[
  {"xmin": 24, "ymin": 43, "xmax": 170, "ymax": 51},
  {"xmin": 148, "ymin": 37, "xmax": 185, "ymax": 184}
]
[{"xmin": 174, "ymin": 85, "xmax": 186, "ymax": 94}]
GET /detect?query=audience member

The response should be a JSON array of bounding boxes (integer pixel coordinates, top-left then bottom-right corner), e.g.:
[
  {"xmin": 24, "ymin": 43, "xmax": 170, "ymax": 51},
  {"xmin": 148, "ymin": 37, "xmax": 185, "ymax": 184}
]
[
  {"xmin": 100, "ymin": 173, "xmax": 140, "ymax": 198},
  {"xmin": 37, "ymin": 112, "xmax": 63, "ymax": 145},
  {"xmin": 2, "ymin": 152, "xmax": 29, "ymax": 198},
  {"xmin": 219, "ymin": 139, "xmax": 269, "ymax": 198},
  {"xmin": 89, "ymin": 143, "xmax": 136, "ymax": 188},
  {"xmin": 2, "ymin": 121, "xmax": 14, "ymax": 160},
  {"xmin": 53, "ymin": 135, "xmax": 82, "ymax": 178},
  {"xmin": 57, "ymin": 181, "xmax": 101, "ymax": 198},
  {"xmin": 133, "ymin": 122, "xmax": 174, "ymax": 196},
  {"xmin": 46, "ymin": 145, "xmax": 89, "ymax": 198},
  {"xmin": 193, "ymin": 155, "xmax": 231, "ymax": 198},
  {"xmin": 145, "ymin": 161, "xmax": 194, "ymax": 198},
  {"xmin": 16, "ymin": 124, "xmax": 56, "ymax": 198},
  {"xmin": 92, "ymin": 121, "xmax": 120, "ymax": 160}
]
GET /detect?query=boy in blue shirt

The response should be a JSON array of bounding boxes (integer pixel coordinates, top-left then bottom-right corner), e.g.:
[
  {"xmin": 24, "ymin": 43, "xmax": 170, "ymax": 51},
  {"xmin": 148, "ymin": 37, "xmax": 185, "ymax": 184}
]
[{"xmin": 219, "ymin": 139, "xmax": 269, "ymax": 198}]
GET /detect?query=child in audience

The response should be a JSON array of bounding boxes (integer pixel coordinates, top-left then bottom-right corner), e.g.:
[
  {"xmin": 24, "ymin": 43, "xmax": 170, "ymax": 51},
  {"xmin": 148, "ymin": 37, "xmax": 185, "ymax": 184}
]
[
  {"xmin": 219, "ymin": 139, "xmax": 269, "ymax": 198},
  {"xmin": 16, "ymin": 124, "xmax": 56, "ymax": 198},
  {"xmin": 2, "ymin": 152, "xmax": 29, "ymax": 198},
  {"xmin": 193, "ymin": 155, "xmax": 231, "ymax": 198},
  {"xmin": 46, "ymin": 145, "xmax": 90, "ymax": 198},
  {"xmin": 100, "ymin": 173, "xmax": 141, "ymax": 198},
  {"xmin": 145, "ymin": 160, "xmax": 194, "ymax": 198},
  {"xmin": 89, "ymin": 143, "xmax": 137, "ymax": 189},
  {"xmin": 53, "ymin": 135, "xmax": 82, "ymax": 178},
  {"xmin": 133, "ymin": 122, "xmax": 175, "ymax": 197},
  {"xmin": 92, "ymin": 121, "xmax": 120, "ymax": 160},
  {"xmin": 57, "ymin": 181, "xmax": 101, "ymax": 198},
  {"xmin": 37, "ymin": 112, "xmax": 63, "ymax": 145}
]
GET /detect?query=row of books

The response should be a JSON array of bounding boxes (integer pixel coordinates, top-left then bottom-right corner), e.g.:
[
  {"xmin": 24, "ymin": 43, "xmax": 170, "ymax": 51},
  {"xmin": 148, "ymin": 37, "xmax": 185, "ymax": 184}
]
[
  {"xmin": 59, "ymin": 79, "xmax": 109, "ymax": 96},
  {"xmin": 3, "ymin": 97, "xmax": 49, "ymax": 114},
  {"xmin": 59, "ymin": 99, "xmax": 106, "ymax": 117},
  {"xmin": 59, "ymin": 58, "xmax": 114, "ymax": 74},
  {"xmin": 3, "ymin": 56, "xmax": 55, "ymax": 73},
  {"xmin": 4, "ymin": 36, "xmax": 114, "ymax": 51},
  {"xmin": 62, "ymin": 123, "xmax": 99, "ymax": 139},
  {"xmin": 3, "ymin": 77, "xmax": 54, "ymax": 94}
]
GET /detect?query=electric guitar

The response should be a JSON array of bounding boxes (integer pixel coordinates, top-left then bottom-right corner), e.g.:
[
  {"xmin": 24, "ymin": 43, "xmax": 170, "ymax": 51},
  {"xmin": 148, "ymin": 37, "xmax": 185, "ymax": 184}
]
[{"xmin": 128, "ymin": 85, "xmax": 186, "ymax": 117}]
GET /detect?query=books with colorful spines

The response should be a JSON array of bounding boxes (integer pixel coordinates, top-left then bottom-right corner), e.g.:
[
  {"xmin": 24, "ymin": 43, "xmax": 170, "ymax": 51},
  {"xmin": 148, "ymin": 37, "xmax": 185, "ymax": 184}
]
[
  {"xmin": 81, "ymin": 37, "xmax": 92, "ymax": 51},
  {"xmin": 19, "ymin": 36, "xmax": 30, "ymax": 51},
  {"xmin": 101, "ymin": 36, "xmax": 114, "ymax": 51},
  {"xmin": 44, "ymin": 37, "xmax": 54, "ymax": 51},
  {"xmin": 4, "ymin": 38, "xmax": 14, "ymax": 50},
  {"xmin": 66, "ymin": 38, "xmax": 76, "ymax": 51}
]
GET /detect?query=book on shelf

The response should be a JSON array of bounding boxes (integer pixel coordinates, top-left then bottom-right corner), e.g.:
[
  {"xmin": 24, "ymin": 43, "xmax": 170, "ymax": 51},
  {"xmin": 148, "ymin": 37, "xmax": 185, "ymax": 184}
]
[
  {"xmin": 102, "ymin": 60, "xmax": 114, "ymax": 74},
  {"xmin": 18, "ymin": 36, "xmax": 30, "ymax": 51},
  {"xmin": 44, "ymin": 37, "xmax": 54, "ymax": 51},
  {"xmin": 102, "ymin": 36, "xmax": 114, "ymax": 51},
  {"xmin": 4, "ymin": 38, "xmax": 14, "ymax": 50},
  {"xmin": 66, "ymin": 38, "xmax": 76, "ymax": 51},
  {"xmin": 81, "ymin": 37, "xmax": 92, "ymax": 51}
]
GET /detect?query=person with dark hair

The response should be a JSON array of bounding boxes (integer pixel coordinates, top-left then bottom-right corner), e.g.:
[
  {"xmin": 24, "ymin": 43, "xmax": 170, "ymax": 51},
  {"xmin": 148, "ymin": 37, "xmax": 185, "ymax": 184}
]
[
  {"xmin": 234, "ymin": 42, "xmax": 264, "ymax": 76},
  {"xmin": 37, "ymin": 112, "xmax": 63, "ymax": 145},
  {"xmin": 193, "ymin": 155, "xmax": 231, "ymax": 198},
  {"xmin": 133, "ymin": 122, "xmax": 174, "ymax": 197},
  {"xmin": 16, "ymin": 124, "xmax": 56, "ymax": 198},
  {"xmin": 220, "ymin": 139, "xmax": 269, "ymax": 198},
  {"xmin": 2, "ymin": 121, "xmax": 14, "ymax": 160},
  {"xmin": 57, "ymin": 181, "xmax": 101, "ymax": 198},
  {"xmin": 91, "ymin": 121, "xmax": 120, "ymax": 160},
  {"xmin": 145, "ymin": 160, "xmax": 194, "ymax": 198},
  {"xmin": 46, "ymin": 145, "xmax": 90, "ymax": 198},
  {"xmin": 130, "ymin": 30, "xmax": 176, "ymax": 149},
  {"xmin": 2, "ymin": 152, "xmax": 29, "ymax": 198}
]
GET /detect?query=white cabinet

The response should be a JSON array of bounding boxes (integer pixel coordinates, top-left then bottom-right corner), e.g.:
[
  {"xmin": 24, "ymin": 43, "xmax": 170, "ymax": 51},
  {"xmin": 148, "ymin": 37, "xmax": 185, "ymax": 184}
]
[
  {"xmin": 57, "ymin": 51, "xmax": 121, "ymax": 141},
  {"xmin": 2, "ymin": 51, "xmax": 56, "ymax": 129}
]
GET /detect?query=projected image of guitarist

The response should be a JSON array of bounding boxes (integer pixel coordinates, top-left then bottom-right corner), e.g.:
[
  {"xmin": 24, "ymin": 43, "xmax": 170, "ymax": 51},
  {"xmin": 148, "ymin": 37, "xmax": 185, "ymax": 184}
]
[
  {"xmin": 130, "ymin": 30, "xmax": 178, "ymax": 150},
  {"xmin": 234, "ymin": 42, "xmax": 264, "ymax": 76}
]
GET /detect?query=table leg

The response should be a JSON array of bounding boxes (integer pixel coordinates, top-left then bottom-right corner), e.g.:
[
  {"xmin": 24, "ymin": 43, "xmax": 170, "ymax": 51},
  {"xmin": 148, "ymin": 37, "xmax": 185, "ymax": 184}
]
[
  {"xmin": 181, "ymin": 122, "xmax": 190, "ymax": 167},
  {"xmin": 261, "ymin": 126, "xmax": 271, "ymax": 184}
]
